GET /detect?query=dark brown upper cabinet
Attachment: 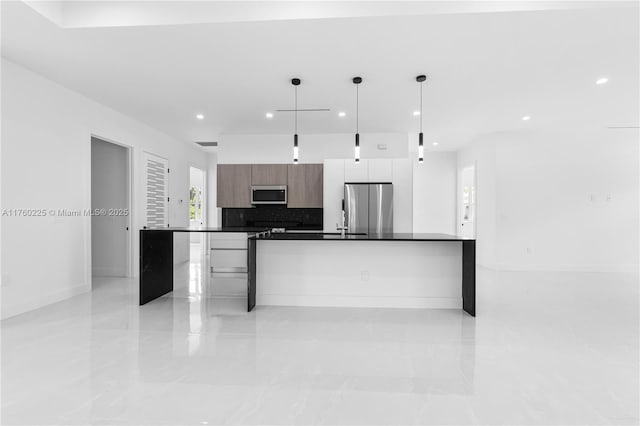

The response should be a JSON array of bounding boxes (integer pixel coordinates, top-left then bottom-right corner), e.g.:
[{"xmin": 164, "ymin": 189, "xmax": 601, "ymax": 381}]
[
  {"xmin": 251, "ymin": 164, "xmax": 288, "ymax": 186},
  {"xmin": 217, "ymin": 164, "xmax": 252, "ymax": 208},
  {"xmin": 287, "ymin": 164, "xmax": 323, "ymax": 208}
]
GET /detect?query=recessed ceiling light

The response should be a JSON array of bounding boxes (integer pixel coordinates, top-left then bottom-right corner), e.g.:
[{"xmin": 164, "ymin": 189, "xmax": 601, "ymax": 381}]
[
  {"xmin": 522, "ymin": 116, "xmax": 531, "ymax": 121},
  {"xmin": 338, "ymin": 112, "xmax": 346, "ymax": 117},
  {"xmin": 196, "ymin": 114, "xmax": 204, "ymax": 120},
  {"xmin": 265, "ymin": 112, "xmax": 274, "ymax": 119},
  {"xmin": 413, "ymin": 110, "xmax": 421, "ymax": 116},
  {"xmin": 596, "ymin": 77, "xmax": 609, "ymax": 85},
  {"xmin": 433, "ymin": 141, "xmax": 439, "ymax": 146}
]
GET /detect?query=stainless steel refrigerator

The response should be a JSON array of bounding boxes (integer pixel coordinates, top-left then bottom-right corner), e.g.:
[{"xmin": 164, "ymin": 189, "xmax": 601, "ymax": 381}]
[{"xmin": 344, "ymin": 183, "xmax": 393, "ymax": 234}]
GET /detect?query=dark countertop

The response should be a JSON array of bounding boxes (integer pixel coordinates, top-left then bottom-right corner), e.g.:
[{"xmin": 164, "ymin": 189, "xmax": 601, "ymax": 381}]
[
  {"xmin": 142, "ymin": 226, "xmax": 269, "ymax": 233},
  {"xmin": 141, "ymin": 228, "xmax": 475, "ymax": 241},
  {"xmin": 251, "ymin": 232, "xmax": 475, "ymax": 241}
]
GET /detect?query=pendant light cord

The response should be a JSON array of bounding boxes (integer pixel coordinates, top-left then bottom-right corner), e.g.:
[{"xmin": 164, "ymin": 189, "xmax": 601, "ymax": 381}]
[
  {"xmin": 356, "ymin": 84, "xmax": 359, "ymax": 133},
  {"xmin": 420, "ymin": 81, "xmax": 423, "ymax": 133},
  {"xmin": 294, "ymin": 85, "xmax": 298, "ymax": 134}
]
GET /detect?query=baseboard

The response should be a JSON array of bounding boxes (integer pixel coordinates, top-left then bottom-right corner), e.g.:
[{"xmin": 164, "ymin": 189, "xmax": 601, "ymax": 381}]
[
  {"xmin": 258, "ymin": 294, "xmax": 462, "ymax": 309},
  {"xmin": 1, "ymin": 282, "xmax": 90, "ymax": 320},
  {"xmin": 478, "ymin": 262, "xmax": 637, "ymax": 274},
  {"xmin": 92, "ymin": 266, "xmax": 126, "ymax": 277},
  {"xmin": 211, "ymin": 295, "xmax": 245, "ymax": 299},
  {"xmin": 211, "ymin": 291, "xmax": 247, "ymax": 297}
]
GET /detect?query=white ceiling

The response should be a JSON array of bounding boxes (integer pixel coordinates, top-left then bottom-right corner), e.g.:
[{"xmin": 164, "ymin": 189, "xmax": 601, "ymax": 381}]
[
  {"xmin": 23, "ymin": 1, "xmax": 626, "ymax": 28},
  {"xmin": 2, "ymin": 1, "xmax": 638, "ymax": 150}
]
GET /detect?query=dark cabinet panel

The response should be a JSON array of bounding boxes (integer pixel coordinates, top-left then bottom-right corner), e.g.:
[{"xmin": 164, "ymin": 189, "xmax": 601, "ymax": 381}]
[
  {"xmin": 251, "ymin": 164, "xmax": 288, "ymax": 186},
  {"xmin": 139, "ymin": 230, "xmax": 173, "ymax": 305},
  {"xmin": 217, "ymin": 164, "xmax": 252, "ymax": 207},
  {"xmin": 287, "ymin": 164, "xmax": 323, "ymax": 208}
]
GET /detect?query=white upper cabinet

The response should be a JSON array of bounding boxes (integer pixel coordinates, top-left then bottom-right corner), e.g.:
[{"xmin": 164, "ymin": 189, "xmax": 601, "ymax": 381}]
[
  {"xmin": 344, "ymin": 158, "xmax": 369, "ymax": 182},
  {"xmin": 323, "ymin": 159, "xmax": 346, "ymax": 232},
  {"xmin": 368, "ymin": 159, "xmax": 393, "ymax": 182},
  {"xmin": 392, "ymin": 159, "xmax": 413, "ymax": 233}
]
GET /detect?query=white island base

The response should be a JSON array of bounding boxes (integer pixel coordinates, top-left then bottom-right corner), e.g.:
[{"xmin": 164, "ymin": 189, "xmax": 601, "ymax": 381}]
[{"xmin": 255, "ymin": 240, "xmax": 463, "ymax": 309}]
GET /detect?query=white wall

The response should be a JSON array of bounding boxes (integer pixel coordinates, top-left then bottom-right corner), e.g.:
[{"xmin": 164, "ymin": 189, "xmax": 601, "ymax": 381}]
[
  {"xmin": 458, "ymin": 129, "xmax": 638, "ymax": 272},
  {"xmin": 217, "ymin": 133, "xmax": 408, "ymax": 164},
  {"xmin": 1, "ymin": 58, "xmax": 209, "ymax": 319},
  {"xmin": 412, "ymin": 152, "xmax": 457, "ymax": 234},
  {"xmin": 91, "ymin": 137, "xmax": 127, "ymax": 277},
  {"xmin": 404, "ymin": 133, "xmax": 459, "ymax": 235}
]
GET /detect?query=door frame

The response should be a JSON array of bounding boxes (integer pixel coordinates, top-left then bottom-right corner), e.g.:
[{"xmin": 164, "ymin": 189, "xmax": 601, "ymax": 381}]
[{"xmin": 89, "ymin": 134, "xmax": 134, "ymax": 281}]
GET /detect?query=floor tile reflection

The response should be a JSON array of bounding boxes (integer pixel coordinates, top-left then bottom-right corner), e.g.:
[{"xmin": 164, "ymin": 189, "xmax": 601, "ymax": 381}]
[{"xmin": 1, "ymin": 244, "xmax": 638, "ymax": 425}]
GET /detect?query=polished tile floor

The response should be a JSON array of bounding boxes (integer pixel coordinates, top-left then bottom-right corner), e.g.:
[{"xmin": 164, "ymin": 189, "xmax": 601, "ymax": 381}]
[{"xmin": 1, "ymin": 244, "xmax": 638, "ymax": 425}]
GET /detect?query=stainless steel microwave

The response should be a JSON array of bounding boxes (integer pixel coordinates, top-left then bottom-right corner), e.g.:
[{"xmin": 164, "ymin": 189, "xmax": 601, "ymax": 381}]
[{"xmin": 251, "ymin": 185, "xmax": 287, "ymax": 205}]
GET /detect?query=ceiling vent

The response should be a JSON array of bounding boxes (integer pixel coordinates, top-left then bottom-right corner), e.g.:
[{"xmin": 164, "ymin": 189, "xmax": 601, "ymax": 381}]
[{"xmin": 195, "ymin": 141, "xmax": 218, "ymax": 147}]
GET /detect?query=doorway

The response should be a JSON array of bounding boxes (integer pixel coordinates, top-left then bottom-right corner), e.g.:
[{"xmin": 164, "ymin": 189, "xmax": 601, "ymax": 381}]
[
  {"xmin": 189, "ymin": 166, "xmax": 206, "ymax": 240},
  {"xmin": 90, "ymin": 137, "xmax": 131, "ymax": 279},
  {"xmin": 458, "ymin": 165, "xmax": 476, "ymax": 238}
]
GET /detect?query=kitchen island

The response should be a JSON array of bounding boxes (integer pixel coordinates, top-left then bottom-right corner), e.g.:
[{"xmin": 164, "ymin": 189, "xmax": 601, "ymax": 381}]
[
  {"xmin": 140, "ymin": 229, "xmax": 475, "ymax": 317},
  {"xmin": 248, "ymin": 233, "xmax": 475, "ymax": 316}
]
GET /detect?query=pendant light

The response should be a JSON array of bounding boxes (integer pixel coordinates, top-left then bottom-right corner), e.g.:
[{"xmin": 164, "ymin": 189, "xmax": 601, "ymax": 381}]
[
  {"xmin": 292, "ymin": 78, "xmax": 301, "ymax": 163},
  {"xmin": 353, "ymin": 76, "xmax": 362, "ymax": 163},
  {"xmin": 416, "ymin": 74, "xmax": 426, "ymax": 163}
]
